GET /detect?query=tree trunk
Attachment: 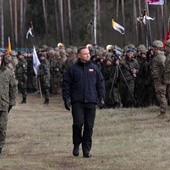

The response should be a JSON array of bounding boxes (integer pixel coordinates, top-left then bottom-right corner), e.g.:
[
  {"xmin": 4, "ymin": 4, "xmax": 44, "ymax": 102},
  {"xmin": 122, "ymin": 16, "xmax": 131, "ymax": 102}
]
[
  {"xmin": 97, "ymin": 0, "xmax": 101, "ymax": 45},
  {"xmin": 14, "ymin": 0, "xmax": 18, "ymax": 46},
  {"xmin": 20, "ymin": 0, "xmax": 24, "ymax": 47},
  {"xmin": 133, "ymin": 0, "xmax": 138, "ymax": 46},
  {"xmin": 42, "ymin": 0, "xmax": 48, "ymax": 42},
  {"xmin": 121, "ymin": 0, "xmax": 126, "ymax": 45},
  {"xmin": 9, "ymin": 0, "xmax": 14, "ymax": 47},
  {"xmin": 0, "ymin": 0, "xmax": 4, "ymax": 47},
  {"xmin": 58, "ymin": 0, "xmax": 64, "ymax": 43},
  {"xmin": 116, "ymin": 0, "xmax": 119, "ymax": 20},
  {"xmin": 93, "ymin": 0, "xmax": 97, "ymax": 45},
  {"xmin": 67, "ymin": 0, "xmax": 72, "ymax": 45}
]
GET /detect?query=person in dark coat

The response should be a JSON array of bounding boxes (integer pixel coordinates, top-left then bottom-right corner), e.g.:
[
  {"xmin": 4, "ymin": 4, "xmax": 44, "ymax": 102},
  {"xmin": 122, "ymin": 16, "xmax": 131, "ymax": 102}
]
[{"xmin": 62, "ymin": 46, "xmax": 105, "ymax": 158}]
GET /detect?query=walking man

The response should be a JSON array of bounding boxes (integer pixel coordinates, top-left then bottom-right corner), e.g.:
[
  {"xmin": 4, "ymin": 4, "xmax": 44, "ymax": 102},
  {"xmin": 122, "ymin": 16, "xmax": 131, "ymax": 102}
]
[{"xmin": 62, "ymin": 46, "xmax": 105, "ymax": 158}]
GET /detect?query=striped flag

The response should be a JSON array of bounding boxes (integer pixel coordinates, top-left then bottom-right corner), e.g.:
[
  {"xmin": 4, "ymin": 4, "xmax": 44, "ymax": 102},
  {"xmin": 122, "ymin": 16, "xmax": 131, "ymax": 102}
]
[
  {"xmin": 32, "ymin": 46, "xmax": 40, "ymax": 77},
  {"xmin": 146, "ymin": 0, "xmax": 164, "ymax": 5},
  {"xmin": 7, "ymin": 37, "xmax": 11, "ymax": 55},
  {"xmin": 112, "ymin": 19, "xmax": 125, "ymax": 35}
]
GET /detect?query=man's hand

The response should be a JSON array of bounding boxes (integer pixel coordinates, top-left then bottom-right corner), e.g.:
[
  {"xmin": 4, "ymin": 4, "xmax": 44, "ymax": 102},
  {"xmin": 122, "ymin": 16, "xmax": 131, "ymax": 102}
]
[
  {"xmin": 98, "ymin": 99, "xmax": 105, "ymax": 109},
  {"xmin": 8, "ymin": 105, "xmax": 13, "ymax": 113},
  {"xmin": 64, "ymin": 100, "xmax": 71, "ymax": 111}
]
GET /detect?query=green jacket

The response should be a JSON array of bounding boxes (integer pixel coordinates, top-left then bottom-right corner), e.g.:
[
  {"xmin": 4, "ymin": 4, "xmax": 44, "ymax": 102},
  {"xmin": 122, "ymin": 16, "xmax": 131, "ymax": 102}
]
[{"xmin": 0, "ymin": 66, "xmax": 17, "ymax": 111}]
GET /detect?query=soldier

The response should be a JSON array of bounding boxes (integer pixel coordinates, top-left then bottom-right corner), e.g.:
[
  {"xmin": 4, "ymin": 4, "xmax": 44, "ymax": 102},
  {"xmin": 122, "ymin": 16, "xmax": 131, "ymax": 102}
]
[
  {"xmin": 119, "ymin": 48, "xmax": 140, "ymax": 107},
  {"xmin": 38, "ymin": 52, "xmax": 50, "ymax": 104},
  {"xmin": 0, "ymin": 55, "xmax": 17, "ymax": 158},
  {"xmin": 15, "ymin": 52, "xmax": 28, "ymax": 104},
  {"xmin": 164, "ymin": 39, "xmax": 170, "ymax": 105},
  {"xmin": 150, "ymin": 40, "xmax": 168, "ymax": 119}
]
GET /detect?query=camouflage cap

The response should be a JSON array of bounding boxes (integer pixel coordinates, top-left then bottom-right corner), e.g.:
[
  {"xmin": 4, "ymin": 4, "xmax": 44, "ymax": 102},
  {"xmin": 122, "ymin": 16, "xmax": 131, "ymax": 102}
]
[
  {"xmin": 123, "ymin": 46, "xmax": 128, "ymax": 53},
  {"xmin": 166, "ymin": 39, "xmax": 170, "ymax": 46},
  {"xmin": 41, "ymin": 45, "xmax": 48, "ymax": 50},
  {"xmin": 66, "ymin": 48, "xmax": 73, "ymax": 54},
  {"xmin": 137, "ymin": 44, "xmax": 147, "ymax": 53},
  {"xmin": 152, "ymin": 40, "xmax": 163, "ymax": 48},
  {"xmin": 10, "ymin": 50, "xmax": 17, "ymax": 56}
]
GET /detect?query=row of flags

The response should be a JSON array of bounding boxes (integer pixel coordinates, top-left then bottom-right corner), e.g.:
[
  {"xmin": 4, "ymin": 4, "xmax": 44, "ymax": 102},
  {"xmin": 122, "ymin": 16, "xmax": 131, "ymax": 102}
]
[{"xmin": 112, "ymin": 0, "xmax": 165, "ymax": 35}]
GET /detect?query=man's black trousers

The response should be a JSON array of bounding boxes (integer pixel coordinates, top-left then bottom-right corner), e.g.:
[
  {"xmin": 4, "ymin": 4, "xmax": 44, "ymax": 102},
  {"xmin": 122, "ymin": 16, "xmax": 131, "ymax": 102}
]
[{"xmin": 72, "ymin": 102, "xmax": 96, "ymax": 154}]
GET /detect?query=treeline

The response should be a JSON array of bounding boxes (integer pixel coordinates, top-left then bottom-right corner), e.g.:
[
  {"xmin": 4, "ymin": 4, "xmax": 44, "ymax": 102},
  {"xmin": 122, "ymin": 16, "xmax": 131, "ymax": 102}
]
[{"xmin": 0, "ymin": 0, "xmax": 169, "ymax": 49}]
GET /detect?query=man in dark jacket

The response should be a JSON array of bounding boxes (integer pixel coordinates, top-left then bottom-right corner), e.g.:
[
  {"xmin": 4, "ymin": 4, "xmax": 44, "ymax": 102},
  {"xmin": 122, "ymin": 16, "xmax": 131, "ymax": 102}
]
[{"xmin": 62, "ymin": 46, "xmax": 105, "ymax": 158}]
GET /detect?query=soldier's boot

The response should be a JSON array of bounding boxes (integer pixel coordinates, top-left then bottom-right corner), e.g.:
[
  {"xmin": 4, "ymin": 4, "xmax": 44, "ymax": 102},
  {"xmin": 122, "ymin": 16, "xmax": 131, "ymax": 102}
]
[
  {"xmin": 44, "ymin": 99, "xmax": 49, "ymax": 105},
  {"xmin": 154, "ymin": 112, "xmax": 167, "ymax": 119},
  {"xmin": 21, "ymin": 98, "xmax": 27, "ymax": 104},
  {"xmin": 0, "ymin": 148, "xmax": 3, "ymax": 159}
]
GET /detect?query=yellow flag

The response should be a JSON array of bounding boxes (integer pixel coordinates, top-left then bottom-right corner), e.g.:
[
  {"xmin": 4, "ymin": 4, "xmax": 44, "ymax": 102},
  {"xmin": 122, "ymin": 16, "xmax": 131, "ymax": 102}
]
[
  {"xmin": 7, "ymin": 37, "xmax": 11, "ymax": 55},
  {"xmin": 112, "ymin": 19, "xmax": 125, "ymax": 35}
]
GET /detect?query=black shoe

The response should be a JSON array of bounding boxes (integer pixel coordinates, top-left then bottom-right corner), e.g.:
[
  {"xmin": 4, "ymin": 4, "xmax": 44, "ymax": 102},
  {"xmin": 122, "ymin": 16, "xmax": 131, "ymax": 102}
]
[
  {"xmin": 73, "ymin": 145, "xmax": 79, "ymax": 156},
  {"xmin": 21, "ymin": 98, "xmax": 26, "ymax": 104},
  {"xmin": 83, "ymin": 153, "xmax": 92, "ymax": 158},
  {"xmin": 0, "ymin": 148, "xmax": 2, "ymax": 159},
  {"xmin": 44, "ymin": 99, "xmax": 49, "ymax": 105}
]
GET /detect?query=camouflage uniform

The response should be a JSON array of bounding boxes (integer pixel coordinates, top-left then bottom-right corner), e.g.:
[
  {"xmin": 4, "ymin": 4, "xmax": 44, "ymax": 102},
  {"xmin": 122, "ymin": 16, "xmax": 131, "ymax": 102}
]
[
  {"xmin": 16, "ymin": 55, "xmax": 28, "ymax": 103},
  {"xmin": 165, "ymin": 39, "xmax": 170, "ymax": 105},
  {"xmin": 38, "ymin": 54, "xmax": 50, "ymax": 104},
  {"xmin": 0, "ymin": 61, "xmax": 17, "ymax": 153},
  {"xmin": 150, "ymin": 40, "xmax": 167, "ymax": 118},
  {"xmin": 119, "ymin": 48, "xmax": 140, "ymax": 107}
]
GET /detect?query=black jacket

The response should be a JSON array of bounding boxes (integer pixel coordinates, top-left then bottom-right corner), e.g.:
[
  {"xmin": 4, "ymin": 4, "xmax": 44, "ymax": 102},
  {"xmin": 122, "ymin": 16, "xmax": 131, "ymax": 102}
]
[{"xmin": 62, "ymin": 59, "xmax": 105, "ymax": 104}]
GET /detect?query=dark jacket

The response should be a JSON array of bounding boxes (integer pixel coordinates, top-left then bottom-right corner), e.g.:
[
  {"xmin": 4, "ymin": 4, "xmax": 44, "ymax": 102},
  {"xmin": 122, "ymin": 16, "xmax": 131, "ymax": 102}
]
[{"xmin": 62, "ymin": 59, "xmax": 105, "ymax": 104}]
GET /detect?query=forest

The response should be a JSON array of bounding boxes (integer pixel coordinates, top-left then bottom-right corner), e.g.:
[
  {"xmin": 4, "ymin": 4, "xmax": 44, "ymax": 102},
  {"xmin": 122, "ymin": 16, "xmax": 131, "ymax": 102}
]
[{"xmin": 0, "ymin": 0, "xmax": 169, "ymax": 49}]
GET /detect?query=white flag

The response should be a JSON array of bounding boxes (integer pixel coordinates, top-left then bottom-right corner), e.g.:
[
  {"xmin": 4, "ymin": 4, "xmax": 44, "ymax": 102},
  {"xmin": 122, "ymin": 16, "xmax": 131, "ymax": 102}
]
[{"xmin": 32, "ymin": 46, "xmax": 40, "ymax": 77}]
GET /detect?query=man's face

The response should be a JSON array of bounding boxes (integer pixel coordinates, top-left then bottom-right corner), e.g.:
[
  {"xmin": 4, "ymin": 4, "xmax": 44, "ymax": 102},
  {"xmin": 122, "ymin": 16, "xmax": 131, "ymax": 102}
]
[
  {"xmin": 79, "ymin": 48, "xmax": 91, "ymax": 62},
  {"xmin": 0, "ymin": 57, "xmax": 2, "ymax": 66},
  {"xmin": 165, "ymin": 44, "xmax": 170, "ymax": 53}
]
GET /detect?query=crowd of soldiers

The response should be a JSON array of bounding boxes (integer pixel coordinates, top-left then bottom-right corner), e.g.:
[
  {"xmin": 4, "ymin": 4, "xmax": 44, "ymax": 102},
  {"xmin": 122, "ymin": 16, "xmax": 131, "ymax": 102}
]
[{"xmin": 0, "ymin": 40, "xmax": 170, "ymax": 114}]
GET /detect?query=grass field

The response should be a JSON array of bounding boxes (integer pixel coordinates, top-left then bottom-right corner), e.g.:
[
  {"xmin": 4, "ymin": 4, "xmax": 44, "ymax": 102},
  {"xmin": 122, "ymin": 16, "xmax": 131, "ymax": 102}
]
[{"xmin": 0, "ymin": 93, "xmax": 170, "ymax": 170}]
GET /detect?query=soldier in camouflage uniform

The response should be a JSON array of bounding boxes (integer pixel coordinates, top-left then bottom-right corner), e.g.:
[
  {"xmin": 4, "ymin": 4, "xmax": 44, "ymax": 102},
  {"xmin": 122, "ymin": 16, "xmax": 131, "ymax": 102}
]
[
  {"xmin": 38, "ymin": 53, "xmax": 50, "ymax": 104},
  {"xmin": 119, "ymin": 48, "xmax": 140, "ymax": 107},
  {"xmin": 48, "ymin": 50, "xmax": 63, "ymax": 94},
  {"xmin": 150, "ymin": 40, "xmax": 167, "ymax": 119},
  {"xmin": 0, "ymin": 55, "xmax": 17, "ymax": 158},
  {"xmin": 15, "ymin": 52, "xmax": 28, "ymax": 104},
  {"xmin": 164, "ymin": 39, "xmax": 170, "ymax": 105}
]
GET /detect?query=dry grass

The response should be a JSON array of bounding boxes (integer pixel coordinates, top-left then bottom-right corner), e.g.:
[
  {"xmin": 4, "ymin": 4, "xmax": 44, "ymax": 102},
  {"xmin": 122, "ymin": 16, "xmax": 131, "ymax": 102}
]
[{"xmin": 0, "ymin": 93, "xmax": 170, "ymax": 170}]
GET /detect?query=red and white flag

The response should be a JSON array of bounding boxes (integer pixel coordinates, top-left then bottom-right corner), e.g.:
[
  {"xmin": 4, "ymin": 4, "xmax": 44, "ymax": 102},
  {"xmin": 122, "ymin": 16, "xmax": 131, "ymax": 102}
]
[{"xmin": 146, "ymin": 0, "xmax": 164, "ymax": 5}]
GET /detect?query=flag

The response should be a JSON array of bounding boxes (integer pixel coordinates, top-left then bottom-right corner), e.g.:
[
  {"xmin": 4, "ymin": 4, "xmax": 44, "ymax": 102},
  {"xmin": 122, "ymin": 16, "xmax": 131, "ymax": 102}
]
[
  {"xmin": 32, "ymin": 46, "xmax": 40, "ymax": 77},
  {"xmin": 112, "ymin": 19, "xmax": 125, "ymax": 35},
  {"xmin": 146, "ymin": 0, "xmax": 164, "ymax": 5},
  {"xmin": 7, "ymin": 37, "xmax": 11, "ymax": 55},
  {"xmin": 163, "ymin": 31, "xmax": 170, "ymax": 47},
  {"xmin": 137, "ymin": 9, "xmax": 155, "ymax": 25},
  {"xmin": 26, "ymin": 21, "xmax": 34, "ymax": 39}
]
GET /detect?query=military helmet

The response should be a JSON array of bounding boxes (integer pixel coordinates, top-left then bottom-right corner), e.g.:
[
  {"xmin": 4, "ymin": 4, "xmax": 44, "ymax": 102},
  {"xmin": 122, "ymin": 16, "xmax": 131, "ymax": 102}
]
[
  {"xmin": 137, "ymin": 44, "xmax": 147, "ymax": 53},
  {"xmin": 166, "ymin": 39, "xmax": 170, "ymax": 46},
  {"xmin": 152, "ymin": 40, "xmax": 163, "ymax": 48}
]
